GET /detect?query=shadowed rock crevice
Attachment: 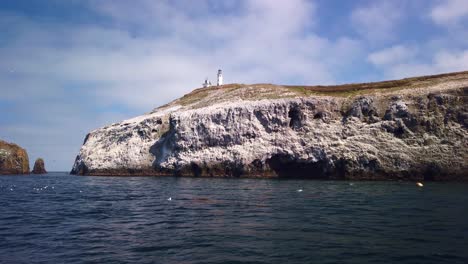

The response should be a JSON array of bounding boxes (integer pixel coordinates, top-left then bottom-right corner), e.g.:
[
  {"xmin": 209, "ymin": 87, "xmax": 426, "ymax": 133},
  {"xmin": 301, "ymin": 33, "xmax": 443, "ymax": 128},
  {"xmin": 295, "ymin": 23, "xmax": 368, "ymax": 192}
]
[
  {"xmin": 288, "ymin": 106, "xmax": 306, "ymax": 130},
  {"xmin": 83, "ymin": 133, "xmax": 91, "ymax": 145},
  {"xmin": 314, "ymin": 112, "xmax": 324, "ymax": 119},
  {"xmin": 70, "ymin": 155, "xmax": 88, "ymax": 175},
  {"xmin": 266, "ymin": 154, "xmax": 332, "ymax": 179},
  {"xmin": 150, "ymin": 117, "xmax": 178, "ymax": 170},
  {"xmin": 423, "ymin": 163, "xmax": 440, "ymax": 181},
  {"xmin": 254, "ymin": 108, "xmax": 286, "ymax": 133},
  {"xmin": 345, "ymin": 97, "xmax": 380, "ymax": 123}
]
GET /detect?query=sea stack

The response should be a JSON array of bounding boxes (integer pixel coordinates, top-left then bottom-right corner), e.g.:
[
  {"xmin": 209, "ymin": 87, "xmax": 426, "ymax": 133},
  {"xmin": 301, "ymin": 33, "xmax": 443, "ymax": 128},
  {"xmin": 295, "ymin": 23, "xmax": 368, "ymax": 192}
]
[
  {"xmin": 71, "ymin": 71, "xmax": 468, "ymax": 180},
  {"xmin": 32, "ymin": 158, "xmax": 47, "ymax": 174},
  {"xmin": 0, "ymin": 140, "xmax": 30, "ymax": 175}
]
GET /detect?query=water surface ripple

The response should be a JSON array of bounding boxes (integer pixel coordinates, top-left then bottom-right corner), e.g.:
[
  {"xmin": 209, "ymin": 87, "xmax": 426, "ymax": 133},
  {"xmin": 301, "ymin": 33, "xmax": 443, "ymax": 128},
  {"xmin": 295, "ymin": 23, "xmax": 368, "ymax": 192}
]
[{"xmin": 1, "ymin": 173, "xmax": 467, "ymax": 263}]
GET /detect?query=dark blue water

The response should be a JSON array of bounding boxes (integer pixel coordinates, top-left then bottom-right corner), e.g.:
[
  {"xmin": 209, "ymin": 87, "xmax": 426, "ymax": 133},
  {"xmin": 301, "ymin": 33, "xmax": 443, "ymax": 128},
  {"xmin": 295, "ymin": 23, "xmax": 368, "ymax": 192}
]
[{"xmin": 1, "ymin": 173, "xmax": 467, "ymax": 264}]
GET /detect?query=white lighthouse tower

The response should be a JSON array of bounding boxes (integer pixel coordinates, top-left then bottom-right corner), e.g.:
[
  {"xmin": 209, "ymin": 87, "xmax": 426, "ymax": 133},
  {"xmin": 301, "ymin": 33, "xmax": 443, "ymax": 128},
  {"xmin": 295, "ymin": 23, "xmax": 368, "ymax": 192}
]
[{"xmin": 217, "ymin": 69, "xmax": 223, "ymax": 86}]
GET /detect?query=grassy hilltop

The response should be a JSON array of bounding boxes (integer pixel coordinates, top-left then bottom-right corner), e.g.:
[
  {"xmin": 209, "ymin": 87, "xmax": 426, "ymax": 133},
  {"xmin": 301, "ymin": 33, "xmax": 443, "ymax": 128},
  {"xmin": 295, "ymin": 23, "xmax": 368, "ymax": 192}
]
[{"xmin": 160, "ymin": 71, "xmax": 468, "ymax": 110}]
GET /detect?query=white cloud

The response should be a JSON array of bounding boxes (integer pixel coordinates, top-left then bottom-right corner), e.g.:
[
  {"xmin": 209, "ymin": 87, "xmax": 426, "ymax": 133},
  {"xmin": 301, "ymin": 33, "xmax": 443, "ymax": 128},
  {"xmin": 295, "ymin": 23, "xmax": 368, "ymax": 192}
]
[
  {"xmin": 385, "ymin": 63, "xmax": 439, "ymax": 79},
  {"xmin": 431, "ymin": 0, "xmax": 468, "ymax": 26},
  {"xmin": 368, "ymin": 45, "xmax": 417, "ymax": 66},
  {"xmin": 380, "ymin": 49, "xmax": 468, "ymax": 79},
  {"xmin": 434, "ymin": 49, "xmax": 468, "ymax": 71},
  {"xmin": 350, "ymin": 1, "xmax": 404, "ymax": 42}
]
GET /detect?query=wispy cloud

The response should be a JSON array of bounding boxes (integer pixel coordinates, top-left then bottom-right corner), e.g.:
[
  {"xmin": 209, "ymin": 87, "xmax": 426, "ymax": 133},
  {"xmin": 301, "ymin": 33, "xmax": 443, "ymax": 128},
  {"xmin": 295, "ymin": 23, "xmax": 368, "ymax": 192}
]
[
  {"xmin": 350, "ymin": 1, "xmax": 405, "ymax": 42},
  {"xmin": 431, "ymin": 0, "xmax": 468, "ymax": 26},
  {"xmin": 368, "ymin": 45, "xmax": 417, "ymax": 67},
  {"xmin": 359, "ymin": 0, "xmax": 468, "ymax": 79}
]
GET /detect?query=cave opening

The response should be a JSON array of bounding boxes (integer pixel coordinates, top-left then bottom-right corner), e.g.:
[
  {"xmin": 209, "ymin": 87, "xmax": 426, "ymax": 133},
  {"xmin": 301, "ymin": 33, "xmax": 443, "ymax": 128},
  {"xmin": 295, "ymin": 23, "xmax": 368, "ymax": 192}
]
[
  {"xmin": 423, "ymin": 163, "xmax": 440, "ymax": 181},
  {"xmin": 267, "ymin": 154, "xmax": 330, "ymax": 179},
  {"xmin": 190, "ymin": 162, "xmax": 202, "ymax": 177}
]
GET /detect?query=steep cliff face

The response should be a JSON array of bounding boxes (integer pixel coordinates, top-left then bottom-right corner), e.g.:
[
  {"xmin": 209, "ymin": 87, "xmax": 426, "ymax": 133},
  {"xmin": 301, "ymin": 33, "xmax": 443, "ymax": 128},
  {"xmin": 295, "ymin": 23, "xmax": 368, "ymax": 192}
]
[
  {"xmin": 71, "ymin": 72, "xmax": 468, "ymax": 180},
  {"xmin": 0, "ymin": 140, "xmax": 30, "ymax": 175}
]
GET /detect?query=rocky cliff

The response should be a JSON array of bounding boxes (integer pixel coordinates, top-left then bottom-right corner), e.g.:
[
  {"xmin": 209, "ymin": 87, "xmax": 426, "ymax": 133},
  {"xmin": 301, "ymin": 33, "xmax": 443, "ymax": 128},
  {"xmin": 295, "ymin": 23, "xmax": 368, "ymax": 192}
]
[
  {"xmin": 71, "ymin": 71, "xmax": 468, "ymax": 180},
  {"xmin": 32, "ymin": 158, "xmax": 47, "ymax": 174},
  {"xmin": 0, "ymin": 140, "xmax": 30, "ymax": 175}
]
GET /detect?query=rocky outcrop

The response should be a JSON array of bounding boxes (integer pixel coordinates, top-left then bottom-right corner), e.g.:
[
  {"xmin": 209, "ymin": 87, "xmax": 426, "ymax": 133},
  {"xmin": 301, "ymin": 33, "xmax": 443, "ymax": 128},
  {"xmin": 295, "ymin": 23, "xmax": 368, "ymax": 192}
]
[
  {"xmin": 0, "ymin": 140, "xmax": 30, "ymax": 175},
  {"xmin": 32, "ymin": 158, "xmax": 47, "ymax": 174},
  {"xmin": 71, "ymin": 71, "xmax": 468, "ymax": 180}
]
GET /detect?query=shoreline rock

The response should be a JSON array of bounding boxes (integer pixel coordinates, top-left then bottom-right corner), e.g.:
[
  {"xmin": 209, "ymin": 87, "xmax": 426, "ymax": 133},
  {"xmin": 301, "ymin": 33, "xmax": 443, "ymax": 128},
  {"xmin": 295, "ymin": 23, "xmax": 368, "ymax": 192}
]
[
  {"xmin": 71, "ymin": 71, "xmax": 468, "ymax": 180},
  {"xmin": 32, "ymin": 158, "xmax": 47, "ymax": 174},
  {"xmin": 0, "ymin": 140, "xmax": 30, "ymax": 175}
]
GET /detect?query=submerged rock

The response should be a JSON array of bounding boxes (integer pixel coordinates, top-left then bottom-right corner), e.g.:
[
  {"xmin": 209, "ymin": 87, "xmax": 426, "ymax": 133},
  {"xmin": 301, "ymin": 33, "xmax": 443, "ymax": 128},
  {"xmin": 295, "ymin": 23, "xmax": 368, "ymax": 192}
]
[
  {"xmin": 32, "ymin": 158, "xmax": 47, "ymax": 174},
  {"xmin": 71, "ymin": 72, "xmax": 468, "ymax": 180},
  {"xmin": 0, "ymin": 140, "xmax": 30, "ymax": 175}
]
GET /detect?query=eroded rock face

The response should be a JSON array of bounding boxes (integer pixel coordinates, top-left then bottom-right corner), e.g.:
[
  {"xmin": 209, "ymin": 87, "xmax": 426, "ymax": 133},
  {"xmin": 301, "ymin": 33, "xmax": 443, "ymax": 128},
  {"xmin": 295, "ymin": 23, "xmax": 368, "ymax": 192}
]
[
  {"xmin": 32, "ymin": 158, "xmax": 47, "ymax": 174},
  {"xmin": 0, "ymin": 140, "xmax": 30, "ymax": 175},
  {"xmin": 71, "ymin": 75, "xmax": 468, "ymax": 181}
]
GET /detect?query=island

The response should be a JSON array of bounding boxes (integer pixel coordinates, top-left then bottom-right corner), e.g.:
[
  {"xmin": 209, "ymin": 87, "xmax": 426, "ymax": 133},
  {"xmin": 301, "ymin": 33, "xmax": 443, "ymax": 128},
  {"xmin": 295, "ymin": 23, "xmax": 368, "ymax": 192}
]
[
  {"xmin": 71, "ymin": 71, "xmax": 468, "ymax": 180},
  {"xmin": 0, "ymin": 140, "xmax": 30, "ymax": 175},
  {"xmin": 32, "ymin": 158, "xmax": 47, "ymax": 174}
]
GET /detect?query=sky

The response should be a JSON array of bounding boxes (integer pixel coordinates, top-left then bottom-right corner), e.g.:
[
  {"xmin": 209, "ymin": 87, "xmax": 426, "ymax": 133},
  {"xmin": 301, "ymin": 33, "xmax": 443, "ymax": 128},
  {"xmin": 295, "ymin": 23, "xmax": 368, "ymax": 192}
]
[{"xmin": 1, "ymin": 0, "xmax": 467, "ymax": 171}]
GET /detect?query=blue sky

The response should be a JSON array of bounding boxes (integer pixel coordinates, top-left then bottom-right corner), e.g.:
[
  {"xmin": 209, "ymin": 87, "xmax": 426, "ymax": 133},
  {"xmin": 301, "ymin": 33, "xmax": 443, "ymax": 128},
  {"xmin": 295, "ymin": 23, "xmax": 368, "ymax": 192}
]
[{"xmin": 1, "ymin": 0, "xmax": 467, "ymax": 171}]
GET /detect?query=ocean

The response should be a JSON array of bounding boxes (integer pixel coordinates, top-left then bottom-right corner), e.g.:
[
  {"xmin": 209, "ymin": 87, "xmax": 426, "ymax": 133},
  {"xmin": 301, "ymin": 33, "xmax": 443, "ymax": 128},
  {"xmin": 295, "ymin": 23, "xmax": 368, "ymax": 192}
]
[{"xmin": 1, "ymin": 172, "xmax": 467, "ymax": 263}]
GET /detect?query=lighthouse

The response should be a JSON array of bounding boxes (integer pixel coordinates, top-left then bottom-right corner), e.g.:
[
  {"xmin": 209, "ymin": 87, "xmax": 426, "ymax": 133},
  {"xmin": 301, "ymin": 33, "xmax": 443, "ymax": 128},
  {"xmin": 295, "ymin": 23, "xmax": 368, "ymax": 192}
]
[{"xmin": 217, "ymin": 69, "xmax": 223, "ymax": 86}]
